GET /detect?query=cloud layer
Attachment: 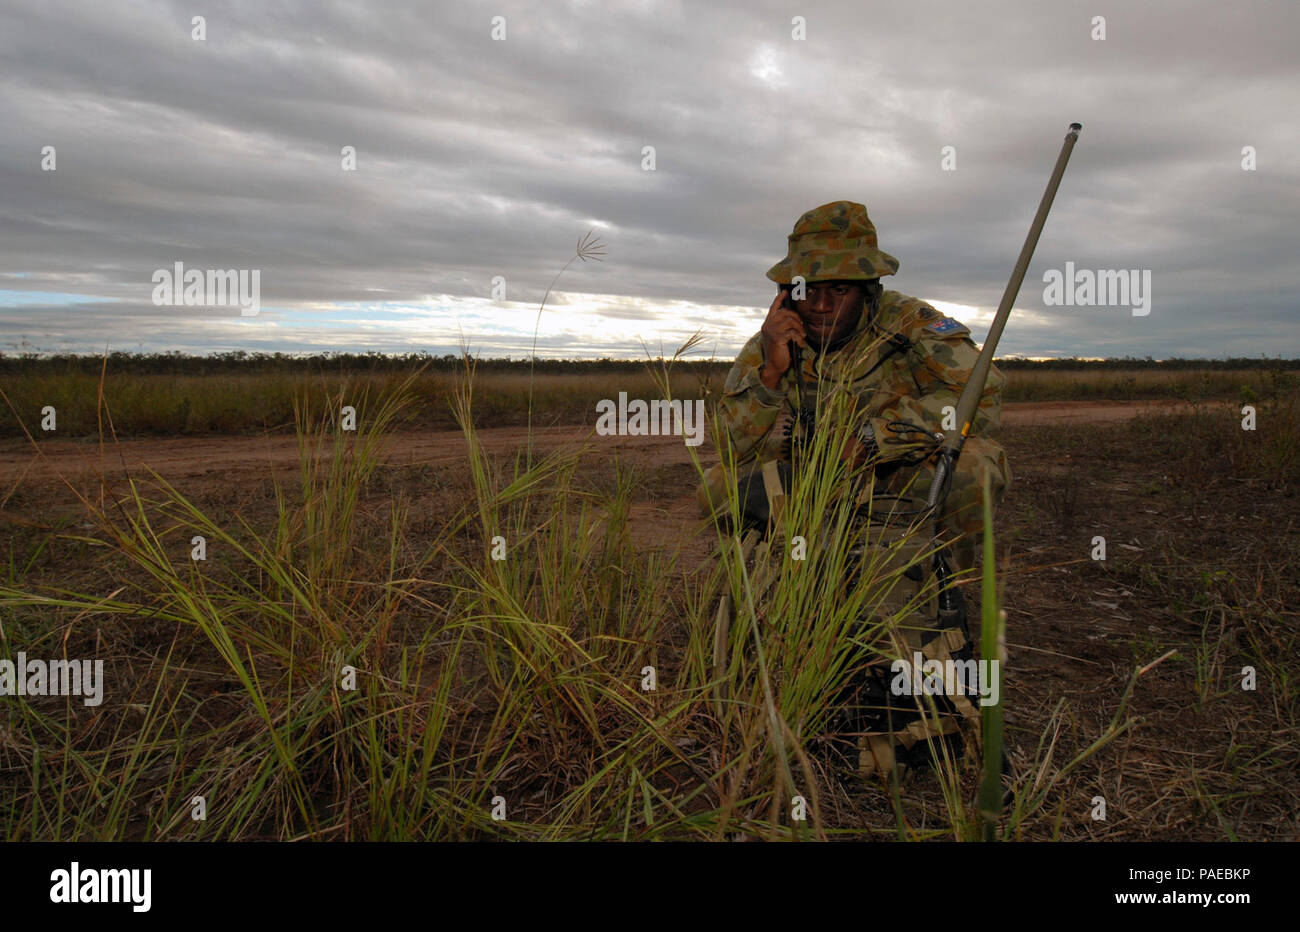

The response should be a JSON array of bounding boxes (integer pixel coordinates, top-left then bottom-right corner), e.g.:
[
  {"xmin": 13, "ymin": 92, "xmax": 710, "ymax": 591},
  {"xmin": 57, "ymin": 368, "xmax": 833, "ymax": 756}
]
[{"xmin": 1, "ymin": 0, "xmax": 1296, "ymax": 359}]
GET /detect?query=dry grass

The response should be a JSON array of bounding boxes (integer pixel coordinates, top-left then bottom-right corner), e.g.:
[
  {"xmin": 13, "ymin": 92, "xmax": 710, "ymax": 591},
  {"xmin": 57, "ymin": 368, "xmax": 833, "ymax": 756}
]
[{"xmin": 0, "ymin": 363, "xmax": 1296, "ymax": 840}]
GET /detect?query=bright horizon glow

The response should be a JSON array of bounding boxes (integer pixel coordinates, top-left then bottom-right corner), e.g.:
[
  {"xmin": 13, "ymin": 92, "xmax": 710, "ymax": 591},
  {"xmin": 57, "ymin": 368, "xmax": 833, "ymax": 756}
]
[{"xmin": 0, "ymin": 289, "xmax": 1287, "ymax": 362}]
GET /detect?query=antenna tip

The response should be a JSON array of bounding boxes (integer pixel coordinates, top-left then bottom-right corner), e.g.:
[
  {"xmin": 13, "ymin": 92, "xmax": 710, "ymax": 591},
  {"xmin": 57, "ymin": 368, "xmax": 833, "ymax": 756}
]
[{"xmin": 1068, "ymin": 122, "xmax": 1083, "ymax": 135}]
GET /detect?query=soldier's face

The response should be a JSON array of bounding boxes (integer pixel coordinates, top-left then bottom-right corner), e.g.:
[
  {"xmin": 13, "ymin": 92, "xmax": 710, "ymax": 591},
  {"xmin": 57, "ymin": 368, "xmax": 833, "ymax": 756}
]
[{"xmin": 792, "ymin": 280, "xmax": 867, "ymax": 349}]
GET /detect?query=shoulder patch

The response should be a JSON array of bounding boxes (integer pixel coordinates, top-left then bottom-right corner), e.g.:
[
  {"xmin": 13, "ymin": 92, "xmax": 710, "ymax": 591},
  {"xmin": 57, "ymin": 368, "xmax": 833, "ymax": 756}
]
[{"xmin": 923, "ymin": 315, "xmax": 969, "ymax": 337}]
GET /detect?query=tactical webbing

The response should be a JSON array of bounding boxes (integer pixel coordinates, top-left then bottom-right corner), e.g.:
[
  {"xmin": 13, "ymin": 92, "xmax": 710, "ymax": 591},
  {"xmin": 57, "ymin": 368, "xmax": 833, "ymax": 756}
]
[
  {"xmin": 917, "ymin": 631, "xmax": 982, "ymax": 725},
  {"xmin": 859, "ymin": 716, "xmax": 961, "ymax": 779}
]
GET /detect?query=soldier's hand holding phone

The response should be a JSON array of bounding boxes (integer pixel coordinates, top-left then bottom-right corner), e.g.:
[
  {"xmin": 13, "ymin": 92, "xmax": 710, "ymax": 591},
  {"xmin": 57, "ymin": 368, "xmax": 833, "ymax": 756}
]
[{"xmin": 759, "ymin": 287, "xmax": 805, "ymax": 389}]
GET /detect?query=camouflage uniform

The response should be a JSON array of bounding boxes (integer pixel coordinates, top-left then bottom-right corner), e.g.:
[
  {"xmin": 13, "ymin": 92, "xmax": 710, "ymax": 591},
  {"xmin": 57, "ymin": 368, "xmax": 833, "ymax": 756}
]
[{"xmin": 699, "ymin": 201, "xmax": 1010, "ymax": 573}]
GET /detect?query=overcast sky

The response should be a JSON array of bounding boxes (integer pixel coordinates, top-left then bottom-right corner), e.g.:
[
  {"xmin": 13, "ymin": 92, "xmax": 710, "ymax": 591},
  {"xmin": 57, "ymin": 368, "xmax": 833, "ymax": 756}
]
[{"xmin": 1, "ymin": 0, "xmax": 1296, "ymax": 360}]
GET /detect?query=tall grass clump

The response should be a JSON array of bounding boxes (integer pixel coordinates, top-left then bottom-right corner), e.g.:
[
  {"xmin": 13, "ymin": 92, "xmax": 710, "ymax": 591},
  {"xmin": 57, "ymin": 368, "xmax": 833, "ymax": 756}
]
[
  {"xmin": 0, "ymin": 370, "xmax": 470, "ymax": 839},
  {"xmin": 427, "ymin": 353, "xmax": 710, "ymax": 838}
]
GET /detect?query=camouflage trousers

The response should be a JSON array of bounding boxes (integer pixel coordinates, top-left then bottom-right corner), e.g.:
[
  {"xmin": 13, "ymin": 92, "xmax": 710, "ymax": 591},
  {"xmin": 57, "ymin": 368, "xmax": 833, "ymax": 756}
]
[{"xmin": 697, "ymin": 436, "xmax": 1010, "ymax": 574}]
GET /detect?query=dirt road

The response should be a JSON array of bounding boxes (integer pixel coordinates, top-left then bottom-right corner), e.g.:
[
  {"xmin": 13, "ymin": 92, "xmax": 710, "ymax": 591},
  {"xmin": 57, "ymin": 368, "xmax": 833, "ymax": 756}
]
[{"xmin": 0, "ymin": 400, "xmax": 1217, "ymax": 489}]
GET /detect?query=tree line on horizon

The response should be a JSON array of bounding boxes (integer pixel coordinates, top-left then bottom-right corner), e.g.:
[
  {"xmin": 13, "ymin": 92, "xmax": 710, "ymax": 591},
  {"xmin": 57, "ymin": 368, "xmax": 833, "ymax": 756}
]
[{"xmin": 1, "ymin": 349, "xmax": 1297, "ymax": 376}]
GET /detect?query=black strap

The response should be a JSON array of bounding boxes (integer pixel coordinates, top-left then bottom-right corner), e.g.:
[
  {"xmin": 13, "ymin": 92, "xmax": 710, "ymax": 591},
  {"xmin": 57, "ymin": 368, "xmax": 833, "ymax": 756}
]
[{"xmin": 861, "ymin": 331, "xmax": 912, "ymax": 380}]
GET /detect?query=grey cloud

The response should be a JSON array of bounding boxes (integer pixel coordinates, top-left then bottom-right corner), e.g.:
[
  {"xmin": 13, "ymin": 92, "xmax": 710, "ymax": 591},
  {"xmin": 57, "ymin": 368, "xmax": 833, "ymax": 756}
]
[{"xmin": 0, "ymin": 0, "xmax": 1296, "ymax": 359}]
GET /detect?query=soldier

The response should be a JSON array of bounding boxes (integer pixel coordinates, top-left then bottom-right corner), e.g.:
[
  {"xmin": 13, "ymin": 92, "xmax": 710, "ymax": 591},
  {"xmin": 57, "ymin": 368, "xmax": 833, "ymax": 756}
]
[{"xmin": 698, "ymin": 200, "xmax": 1010, "ymax": 573}]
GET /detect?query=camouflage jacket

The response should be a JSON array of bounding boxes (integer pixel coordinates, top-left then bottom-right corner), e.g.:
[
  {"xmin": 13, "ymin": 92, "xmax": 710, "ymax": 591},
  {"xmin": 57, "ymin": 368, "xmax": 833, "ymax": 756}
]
[{"xmin": 701, "ymin": 290, "xmax": 1007, "ymax": 508}]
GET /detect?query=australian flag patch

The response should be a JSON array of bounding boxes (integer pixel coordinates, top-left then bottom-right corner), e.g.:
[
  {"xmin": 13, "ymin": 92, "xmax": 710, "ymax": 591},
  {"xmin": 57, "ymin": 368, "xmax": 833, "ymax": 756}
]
[{"xmin": 924, "ymin": 315, "xmax": 967, "ymax": 336}]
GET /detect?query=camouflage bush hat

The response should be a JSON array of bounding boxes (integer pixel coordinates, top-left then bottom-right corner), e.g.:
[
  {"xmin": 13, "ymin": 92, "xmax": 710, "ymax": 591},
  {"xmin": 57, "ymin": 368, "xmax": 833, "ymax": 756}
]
[{"xmin": 765, "ymin": 200, "xmax": 900, "ymax": 284}]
